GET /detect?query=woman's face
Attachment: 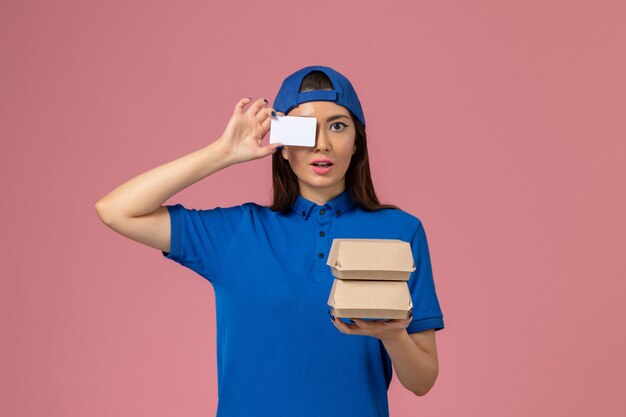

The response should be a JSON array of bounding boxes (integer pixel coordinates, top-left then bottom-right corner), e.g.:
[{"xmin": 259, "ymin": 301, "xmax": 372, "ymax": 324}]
[{"xmin": 281, "ymin": 100, "xmax": 357, "ymax": 200}]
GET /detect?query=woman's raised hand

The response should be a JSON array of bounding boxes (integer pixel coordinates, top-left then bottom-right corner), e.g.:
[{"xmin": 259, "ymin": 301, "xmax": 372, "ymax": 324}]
[{"xmin": 216, "ymin": 97, "xmax": 284, "ymax": 164}]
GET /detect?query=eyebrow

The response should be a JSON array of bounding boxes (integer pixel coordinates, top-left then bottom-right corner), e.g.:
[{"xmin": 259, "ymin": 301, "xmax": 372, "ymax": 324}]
[{"xmin": 326, "ymin": 114, "xmax": 350, "ymax": 122}]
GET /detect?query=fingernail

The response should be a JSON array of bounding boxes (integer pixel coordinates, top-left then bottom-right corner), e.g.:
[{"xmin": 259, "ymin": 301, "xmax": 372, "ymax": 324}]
[
  {"xmin": 276, "ymin": 145, "xmax": 284, "ymax": 150},
  {"xmin": 271, "ymin": 110, "xmax": 276, "ymax": 117},
  {"xmin": 263, "ymin": 98, "xmax": 268, "ymax": 103},
  {"xmin": 349, "ymin": 319, "xmax": 356, "ymax": 324},
  {"xmin": 328, "ymin": 309, "xmax": 335, "ymax": 321},
  {"xmin": 247, "ymin": 96, "xmax": 252, "ymax": 99}
]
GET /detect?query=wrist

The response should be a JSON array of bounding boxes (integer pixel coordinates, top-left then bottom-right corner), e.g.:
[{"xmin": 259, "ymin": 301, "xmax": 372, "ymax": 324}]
[
  {"xmin": 379, "ymin": 328, "xmax": 409, "ymax": 345},
  {"xmin": 209, "ymin": 138, "xmax": 238, "ymax": 166}
]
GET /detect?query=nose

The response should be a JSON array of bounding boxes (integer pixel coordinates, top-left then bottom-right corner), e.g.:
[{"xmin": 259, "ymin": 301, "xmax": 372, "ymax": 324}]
[{"xmin": 314, "ymin": 125, "xmax": 331, "ymax": 152}]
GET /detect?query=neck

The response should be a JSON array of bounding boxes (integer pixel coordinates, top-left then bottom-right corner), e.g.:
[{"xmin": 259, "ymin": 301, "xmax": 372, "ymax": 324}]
[{"xmin": 299, "ymin": 182, "xmax": 346, "ymax": 206}]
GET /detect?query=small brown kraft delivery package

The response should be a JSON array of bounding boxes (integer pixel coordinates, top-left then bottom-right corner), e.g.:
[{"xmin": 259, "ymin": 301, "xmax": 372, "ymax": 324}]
[{"xmin": 326, "ymin": 239, "xmax": 416, "ymax": 322}]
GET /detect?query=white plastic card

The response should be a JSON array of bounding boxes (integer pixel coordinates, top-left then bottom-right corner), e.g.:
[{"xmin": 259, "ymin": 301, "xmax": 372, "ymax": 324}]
[{"xmin": 269, "ymin": 116, "xmax": 316, "ymax": 147}]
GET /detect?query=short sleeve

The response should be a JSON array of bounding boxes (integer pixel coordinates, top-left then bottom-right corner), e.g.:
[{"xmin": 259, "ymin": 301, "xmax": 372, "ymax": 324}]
[
  {"xmin": 405, "ymin": 221, "xmax": 445, "ymax": 333},
  {"xmin": 161, "ymin": 203, "xmax": 247, "ymax": 282}
]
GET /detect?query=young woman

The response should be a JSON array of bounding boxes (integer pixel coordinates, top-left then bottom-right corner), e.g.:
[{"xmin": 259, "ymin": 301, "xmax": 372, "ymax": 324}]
[{"xmin": 95, "ymin": 65, "xmax": 445, "ymax": 417}]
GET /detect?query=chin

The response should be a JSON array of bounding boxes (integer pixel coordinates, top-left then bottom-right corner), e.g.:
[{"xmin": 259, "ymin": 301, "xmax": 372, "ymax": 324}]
[{"xmin": 308, "ymin": 178, "xmax": 344, "ymax": 189}]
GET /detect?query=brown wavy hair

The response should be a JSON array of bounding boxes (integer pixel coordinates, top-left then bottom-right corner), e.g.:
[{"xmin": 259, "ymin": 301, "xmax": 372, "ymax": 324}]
[{"xmin": 266, "ymin": 70, "xmax": 401, "ymax": 213}]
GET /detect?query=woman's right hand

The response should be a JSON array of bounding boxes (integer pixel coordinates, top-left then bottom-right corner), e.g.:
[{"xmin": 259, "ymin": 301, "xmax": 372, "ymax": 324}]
[{"xmin": 216, "ymin": 97, "xmax": 284, "ymax": 164}]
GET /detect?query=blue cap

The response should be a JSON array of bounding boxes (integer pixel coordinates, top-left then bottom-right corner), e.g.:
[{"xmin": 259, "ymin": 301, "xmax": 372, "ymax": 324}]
[{"xmin": 273, "ymin": 65, "xmax": 366, "ymax": 128}]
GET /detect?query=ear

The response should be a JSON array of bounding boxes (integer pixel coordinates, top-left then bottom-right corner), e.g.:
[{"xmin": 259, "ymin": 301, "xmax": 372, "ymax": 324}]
[
  {"xmin": 352, "ymin": 143, "xmax": 357, "ymax": 155},
  {"xmin": 281, "ymin": 147, "xmax": 289, "ymax": 160}
]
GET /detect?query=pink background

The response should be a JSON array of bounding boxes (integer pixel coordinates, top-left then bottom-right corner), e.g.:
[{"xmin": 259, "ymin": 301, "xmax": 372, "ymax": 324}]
[{"xmin": 2, "ymin": 1, "xmax": 625, "ymax": 416}]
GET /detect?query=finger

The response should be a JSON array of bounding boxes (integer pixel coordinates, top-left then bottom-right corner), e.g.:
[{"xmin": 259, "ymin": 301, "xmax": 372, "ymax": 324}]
[
  {"xmin": 352, "ymin": 318, "xmax": 376, "ymax": 329},
  {"xmin": 234, "ymin": 97, "xmax": 253, "ymax": 114},
  {"xmin": 267, "ymin": 110, "xmax": 283, "ymax": 118},
  {"xmin": 329, "ymin": 309, "xmax": 347, "ymax": 331},
  {"xmin": 257, "ymin": 143, "xmax": 283, "ymax": 158},
  {"xmin": 245, "ymin": 97, "xmax": 268, "ymax": 117},
  {"xmin": 328, "ymin": 309, "xmax": 342, "ymax": 330},
  {"xmin": 381, "ymin": 315, "xmax": 410, "ymax": 325},
  {"xmin": 334, "ymin": 317, "xmax": 358, "ymax": 334},
  {"xmin": 382, "ymin": 321, "xmax": 405, "ymax": 328},
  {"xmin": 355, "ymin": 318, "xmax": 398, "ymax": 329},
  {"xmin": 257, "ymin": 106, "xmax": 272, "ymax": 125},
  {"xmin": 259, "ymin": 108, "xmax": 275, "ymax": 132},
  {"xmin": 332, "ymin": 317, "xmax": 347, "ymax": 333}
]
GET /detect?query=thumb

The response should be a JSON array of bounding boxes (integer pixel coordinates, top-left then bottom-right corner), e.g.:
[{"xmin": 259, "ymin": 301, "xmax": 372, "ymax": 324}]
[{"xmin": 259, "ymin": 143, "xmax": 283, "ymax": 158}]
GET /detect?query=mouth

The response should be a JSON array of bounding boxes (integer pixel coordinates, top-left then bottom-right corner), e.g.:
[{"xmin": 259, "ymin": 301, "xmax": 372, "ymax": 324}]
[
  {"xmin": 310, "ymin": 161, "xmax": 334, "ymax": 175},
  {"xmin": 310, "ymin": 160, "xmax": 334, "ymax": 167}
]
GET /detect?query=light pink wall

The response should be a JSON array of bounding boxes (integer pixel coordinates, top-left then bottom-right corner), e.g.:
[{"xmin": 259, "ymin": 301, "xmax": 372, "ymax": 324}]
[{"xmin": 2, "ymin": 1, "xmax": 625, "ymax": 416}]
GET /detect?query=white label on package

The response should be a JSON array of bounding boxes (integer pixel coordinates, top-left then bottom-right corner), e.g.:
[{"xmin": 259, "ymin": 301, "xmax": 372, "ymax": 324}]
[{"xmin": 270, "ymin": 116, "xmax": 316, "ymax": 147}]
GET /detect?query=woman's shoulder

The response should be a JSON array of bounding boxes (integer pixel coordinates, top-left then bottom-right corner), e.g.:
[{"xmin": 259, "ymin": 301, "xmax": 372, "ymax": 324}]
[
  {"xmin": 235, "ymin": 201, "xmax": 281, "ymax": 217},
  {"xmin": 359, "ymin": 205, "xmax": 423, "ymax": 226},
  {"xmin": 169, "ymin": 201, "xmax": 261, "ymax": 219}
]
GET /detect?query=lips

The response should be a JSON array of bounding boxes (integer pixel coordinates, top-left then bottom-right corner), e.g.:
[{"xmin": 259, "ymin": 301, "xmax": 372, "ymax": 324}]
[{"xmin": 311, "ymin": 159, "xmax": 334, "ymax": 167}]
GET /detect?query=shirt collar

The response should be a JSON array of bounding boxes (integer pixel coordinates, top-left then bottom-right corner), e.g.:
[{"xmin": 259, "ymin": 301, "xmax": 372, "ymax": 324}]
[{"xmin": 291, "ymin": 189, "xmax": 356, "ymax": 220}]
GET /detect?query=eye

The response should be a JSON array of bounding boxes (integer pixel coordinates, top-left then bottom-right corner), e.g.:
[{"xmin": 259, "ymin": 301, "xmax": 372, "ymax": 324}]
[{"xmin": 331, "ymin": 122, "xmax": 348, "ymax": 131}]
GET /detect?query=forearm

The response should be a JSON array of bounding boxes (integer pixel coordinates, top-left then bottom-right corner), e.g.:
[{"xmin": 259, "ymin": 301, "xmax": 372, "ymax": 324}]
[
  {"xmin": 380, "ymin": 331, "xmax": 439, "ymax": 396},
  {"xmin": 95, "ymin": 138, "xmax": 235, "ymax": 220}
]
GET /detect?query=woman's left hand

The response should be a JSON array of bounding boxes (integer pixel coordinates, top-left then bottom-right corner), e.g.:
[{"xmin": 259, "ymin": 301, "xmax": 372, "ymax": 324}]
[{"xmin": 328, "ymin": 308, "xmax": 413, "ymax": 342}]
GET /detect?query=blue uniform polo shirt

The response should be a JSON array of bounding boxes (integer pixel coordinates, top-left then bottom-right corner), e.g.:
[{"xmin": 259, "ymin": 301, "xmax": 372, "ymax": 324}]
[{"xmin": 161, "ymin": 189, "xmax": 444, "ymax": 417}]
